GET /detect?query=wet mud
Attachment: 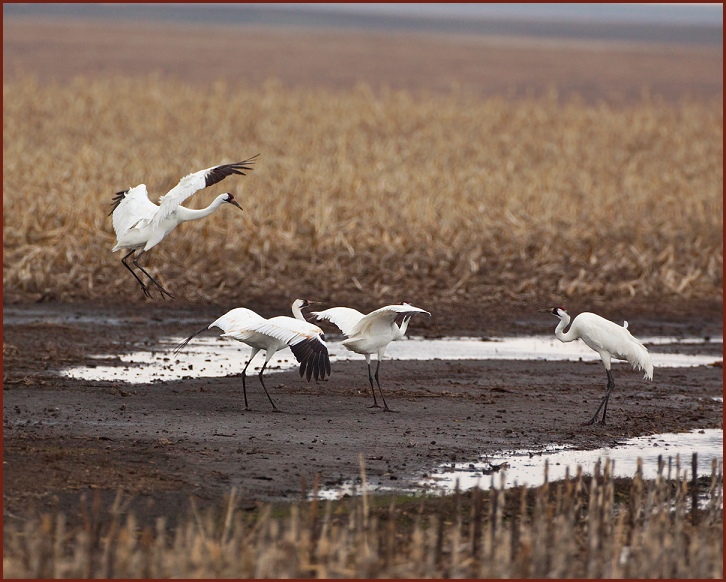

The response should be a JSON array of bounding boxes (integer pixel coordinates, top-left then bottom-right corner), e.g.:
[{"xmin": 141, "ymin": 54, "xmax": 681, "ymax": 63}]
[{"xmin": 3, "ymin": 300, "xmax": 722, "ymax": 528}]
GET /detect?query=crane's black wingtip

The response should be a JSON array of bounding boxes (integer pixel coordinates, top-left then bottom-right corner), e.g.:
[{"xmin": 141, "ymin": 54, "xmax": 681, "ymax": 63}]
[
  {"xmin": 108, "ymin": 190, "xmax": 129, "ymax": 216},
  {"xmin": 291, "ymin": 338, "xmax": 331, "ymax": 382},
  {"xmin": 204, "ymin": 156, "xmax": 260, "ymax": 188}
]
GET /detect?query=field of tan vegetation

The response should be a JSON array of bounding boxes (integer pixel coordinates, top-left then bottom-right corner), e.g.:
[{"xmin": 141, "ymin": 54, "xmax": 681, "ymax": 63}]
[
  {"xmin": 3, "ymin": 457, "xmax": 722, "ymax": 578},
  {"xmin": 3, "ymin": 75, "xmax": 722, "ymax": 308}
]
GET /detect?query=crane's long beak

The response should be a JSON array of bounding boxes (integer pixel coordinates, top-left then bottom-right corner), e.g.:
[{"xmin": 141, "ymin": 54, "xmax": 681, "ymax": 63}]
[
  {"xmin": 230, "ymin": 200, "xmax": 243, "ymax": 211},
  {"xmin": 538, "ymin": 308, "xmax": 552, "ymax": 313}
]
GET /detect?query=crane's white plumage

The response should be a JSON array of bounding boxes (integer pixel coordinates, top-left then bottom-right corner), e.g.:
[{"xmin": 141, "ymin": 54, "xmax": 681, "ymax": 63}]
[
  {"xmin": 544, "ymin": 306, "xmax": 653, "ymax": 425},
  {"xmin": 563, "ymin": 312, "xmax": 653, "ymax": 380},
  {"xmin": 175, "ymin": 299, "xmax": 330, "ymax": 411},
  {"xmin": 311, "ymin": 307, "xmax": 366, "ymax": 337},
  {"xmin": 109, "ymin": 155, "xmax": 257, "ymax": 298},
  {"xmin": 312, "ymin": 302, "xmax": 431, "ymax": 411},
  {"xmin": 111, "ymin": 184, "xmax": 158, "ymax": 240}
]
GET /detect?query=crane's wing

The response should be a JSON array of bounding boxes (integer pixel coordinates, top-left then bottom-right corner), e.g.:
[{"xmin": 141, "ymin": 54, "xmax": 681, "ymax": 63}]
[
  {"xmin": 251, "ymin": 316, "xmax": 331, "ymax": 381},
  {"xmin": 210, "ymin": 307, "xmax": 266, "ymax": 334},
  {"xmin": 310, "ymin": 307, "xmax": 366, "ymax": 337},
  {"xmin": 173, "ymin": 307, "xmax": 265, "ymax": 355},
  {"xmin": 152, "ymin": 154, "xmax": 258, "ymax": 226},
  {"xmin": 352, "ymin": 304, "xmax": 431, "ymax": 337},
  {"xmin": 576, "ymin": 314, "xmax": 653, "ymax": 380},
  {"xmin": 109, "ymin": 184, "xmax": 158, "ymax": 238}
]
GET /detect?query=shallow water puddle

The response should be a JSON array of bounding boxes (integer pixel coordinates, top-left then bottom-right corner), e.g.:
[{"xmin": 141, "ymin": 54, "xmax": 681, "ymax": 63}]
[
  {"xmin": 316, "ymin": 428, "xmax": 724, "ymax": 499},
  {"xmin": 65, "ymin": 338, "xmax": 303, "ymax": 383},
  {"xmin": 62, "ymin": 335, "xmax": 722, "ymax": 383},
  {"xmin": 419, "ymin": 428, "xmax": 724, "ymax": 492}
]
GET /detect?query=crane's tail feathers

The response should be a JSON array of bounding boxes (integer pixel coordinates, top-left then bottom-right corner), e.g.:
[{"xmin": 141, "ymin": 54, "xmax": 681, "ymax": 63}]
[
  {"xmin": 629, "ymin": 344, "xmax": 654, "ymax": 381},
  {"xmin": 642, "ymin": 361, "xmax": 654, "ymax": 381},
  {"xmin": 173, "ymin": 325, "xmax": 210, "ymax": 356}
]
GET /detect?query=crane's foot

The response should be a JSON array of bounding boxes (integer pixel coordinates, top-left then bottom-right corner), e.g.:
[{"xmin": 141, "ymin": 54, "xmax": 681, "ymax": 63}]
[
  {"xmin": 382, "ymin": 407, "xmax": 399, "ymax": 413},
  {"xmin": 139, "ymin": 284, "xmax": 153, "ymax": 299},
  {"xmin": 367, "ymin": 403, "xmax": 383, "ymax": 409},
  {"xmin": 582, "ymin": 416, "xmax": 607, "ymax": 426},
  {"xmin": 156, "ymin": 286, "xmax": 175, "ymax": 300}
]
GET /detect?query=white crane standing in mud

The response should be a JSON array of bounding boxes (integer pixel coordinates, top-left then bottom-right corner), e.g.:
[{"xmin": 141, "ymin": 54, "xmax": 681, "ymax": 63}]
[
  {"xmin": 174, "ymin": 299, "xmax": 331, "ymax": 412},
  {"xmin": 310, "ymin": 302, "xmax": 431, "ymax": 412},
  {"xmin": 542, "ymin": 307, "xmax": 653, "ymax": 425},
  {"xmin": 109, "ymin": 155, "xmax": 258, "ymax": 299}
]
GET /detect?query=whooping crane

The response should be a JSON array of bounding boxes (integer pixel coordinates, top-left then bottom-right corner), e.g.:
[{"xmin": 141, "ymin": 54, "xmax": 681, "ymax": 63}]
[
  {"xmin": 174, "ymin": 299, "xmax": 331, "ymax": 411},
  {"xmin": 311, "ymin": 302, "xmax": 431, "ymax": 412},
  {"xmin": 109, "ymin": 154, "xmax": 258, "ymax": 299},
  {"xmin": 542, "ymin": 307, "xmax": 654, "ymax": 425}
]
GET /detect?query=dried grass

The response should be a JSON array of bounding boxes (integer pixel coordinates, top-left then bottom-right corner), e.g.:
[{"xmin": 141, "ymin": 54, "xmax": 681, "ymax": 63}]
[
  {"xmin": 3, "ymin": 456, "xmax": 722, "ymax": 578},
  {"xmin": 3, "ymin": 75, "xmax": 722, "ymax": 305}
]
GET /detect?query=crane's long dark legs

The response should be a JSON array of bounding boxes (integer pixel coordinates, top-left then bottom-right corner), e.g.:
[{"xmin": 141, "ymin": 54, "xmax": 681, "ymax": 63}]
[
  {"xmin": 366, "ymin": 359, "xmax": 395, "ymax": 412},
  {"xmin": 121, "ymin": 250, "xmax": 152, "ymax": 298},
  {"xmin": 374, "ymin": 359, "xmax": 396, "ymax": 412},
  {"xmin": 257, "ymin": 361, "xmax": 280, "ymax": 412},
  {"xmin": 132, "ymin": 250, "xmax": 174, "ymax": 299},
  {"xmin": 240, "ymin": 358, "xmax": 254, "ymax": 411},
  {"xmin": 584, "ymin": 369, "xmax": 615, "ymax": 426},
  {"xmin": 600, "ymin": 370, "xmax": 615, "ymax": 424},
  {"xmin": 366, "ymin": 360, "xmax": 381, "ymax": 408}
]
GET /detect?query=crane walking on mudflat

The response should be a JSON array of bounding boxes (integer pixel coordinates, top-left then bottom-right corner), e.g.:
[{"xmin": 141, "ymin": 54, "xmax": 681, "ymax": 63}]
[
  {"xmin": 542, "ymin": 306, "xmax": 653, "ymax": 425},
  {"xmin": 109, "ymin": 154, "xmax": 258, "ymax": 298},
  {"xmin": 311, "ymin": 302, "xmax": 431, "ymax": 412},
  {"xmin": 174, "ymin": 299, "xmax": 331, "ymax": 411}
]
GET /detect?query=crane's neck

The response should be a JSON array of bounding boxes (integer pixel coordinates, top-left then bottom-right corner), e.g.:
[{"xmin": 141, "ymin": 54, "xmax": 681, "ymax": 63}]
[
  {"xmin": 291, "ymin": 302, "xmax": 307, "ymax": 322},
  {"xmin": 554, "ymin": 312, "xmax": 578, "ymax": 343},
  {"xmin": 176, "ymin": 195, "xmax": 227, "ymax": 223}
]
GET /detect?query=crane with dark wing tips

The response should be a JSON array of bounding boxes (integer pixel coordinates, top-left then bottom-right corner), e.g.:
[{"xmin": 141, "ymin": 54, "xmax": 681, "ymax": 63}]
[
  {"xmin": 109, "ymin": 154, "xmax": 258, "ymax": 298},
  {"xmin": 174, "ymin": 299, "xmax": 330, "ymax": 412}
]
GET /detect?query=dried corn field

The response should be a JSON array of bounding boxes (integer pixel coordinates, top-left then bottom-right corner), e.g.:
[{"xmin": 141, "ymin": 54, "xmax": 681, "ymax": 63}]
[
  {"xmin": 2, "ymin": 75, "xmax": 722, "ymax": 306},
  {"xmin": 3, "ymin": 457, "xmax": 723, "ymax": 578}
]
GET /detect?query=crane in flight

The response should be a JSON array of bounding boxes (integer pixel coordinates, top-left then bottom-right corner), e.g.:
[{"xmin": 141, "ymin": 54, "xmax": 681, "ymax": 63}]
[
  {"xmin": 310, "ymin": 302, "xmax": 430, "ymax": 412},
  {"xmin": 174, "ymin": 299, "xmax": 331, "ymax": 412},
  {"xmin": 542, "ymin": 307, "xmax": 653, "ymax": 425},
  {"xmin": 109, "ymin": 154, "xmax": 258, "ymax": 299}
]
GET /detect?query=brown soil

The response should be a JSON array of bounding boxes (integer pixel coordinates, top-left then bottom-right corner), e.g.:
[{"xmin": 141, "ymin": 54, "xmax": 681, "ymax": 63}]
[{"xmin": 3, "ymin": 298, "xmax": 722, "ymax": 529}]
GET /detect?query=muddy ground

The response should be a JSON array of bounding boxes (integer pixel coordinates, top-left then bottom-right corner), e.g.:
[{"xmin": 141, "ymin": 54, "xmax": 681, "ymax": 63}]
[{"xmin": 3, "ymin": 299, "xmax": 722, "ymax": 529}]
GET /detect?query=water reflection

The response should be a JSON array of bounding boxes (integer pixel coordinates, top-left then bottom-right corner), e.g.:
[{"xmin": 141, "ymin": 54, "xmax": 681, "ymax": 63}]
[
  {"xmin": 315, "ymin": 428, "xmax": 723, "ymax": 499},
  {"xmin": 419, "ymin": 428, "xmax": 724, "ymax": 492},
  {"xmin": 62, "ymin": 335, "xmax": 722, "ymax": 383}
]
